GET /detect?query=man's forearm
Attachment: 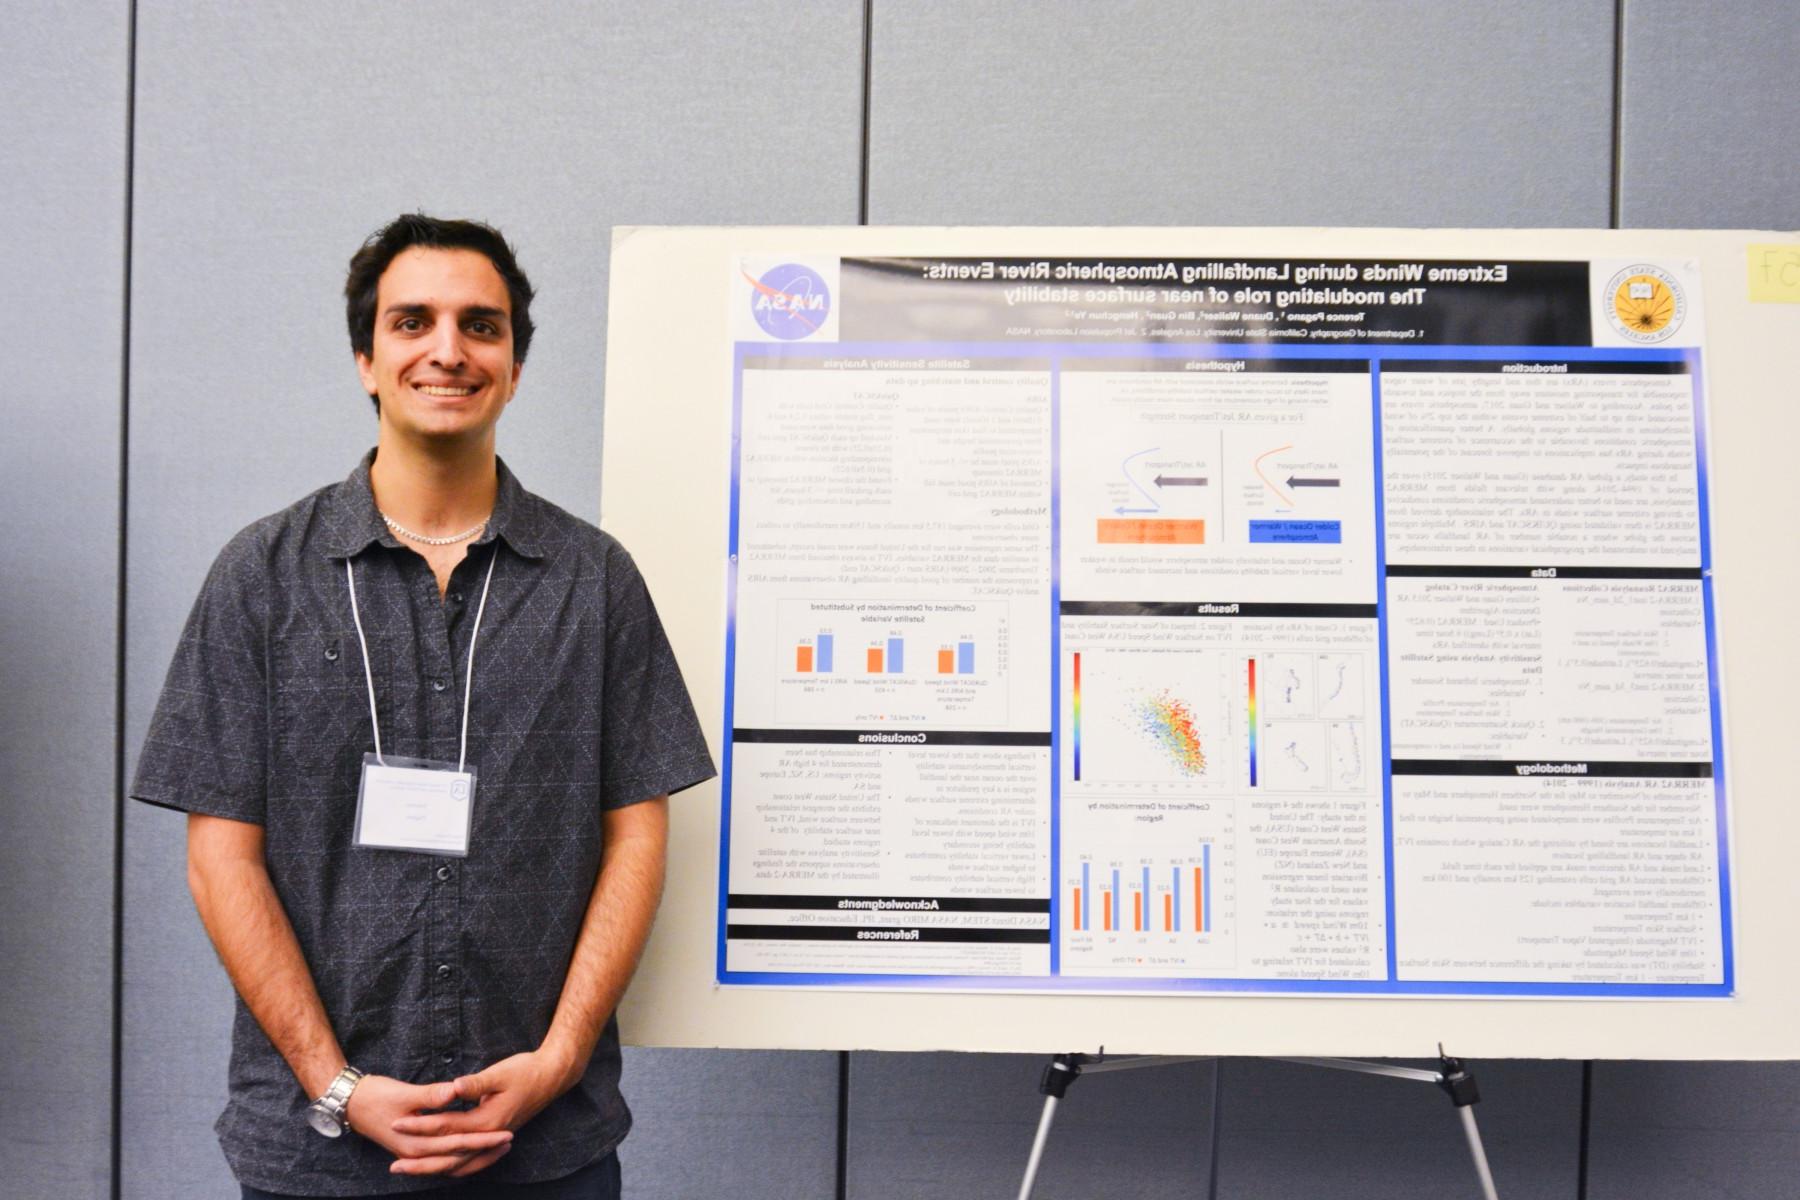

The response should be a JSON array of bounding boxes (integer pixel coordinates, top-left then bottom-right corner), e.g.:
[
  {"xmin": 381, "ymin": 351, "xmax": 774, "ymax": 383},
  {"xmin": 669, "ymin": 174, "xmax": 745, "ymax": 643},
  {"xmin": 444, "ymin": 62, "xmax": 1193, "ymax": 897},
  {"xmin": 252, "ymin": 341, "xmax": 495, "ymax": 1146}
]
[
  {"xmin": 539, "ymin": 796, "xmax": 670, "ymax": 1083},
  {"xmin": 187, "ymin": 814, "xmax": 345, "ymax": 1098}
]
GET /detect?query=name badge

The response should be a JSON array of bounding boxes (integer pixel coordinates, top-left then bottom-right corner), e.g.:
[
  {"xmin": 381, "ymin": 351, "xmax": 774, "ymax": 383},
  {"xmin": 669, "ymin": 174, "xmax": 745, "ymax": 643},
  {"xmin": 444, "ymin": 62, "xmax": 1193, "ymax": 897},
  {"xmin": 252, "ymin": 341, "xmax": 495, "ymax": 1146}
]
[{"xmin": 353, "ymin": 753, "xmax": 475, "ymax": 857}]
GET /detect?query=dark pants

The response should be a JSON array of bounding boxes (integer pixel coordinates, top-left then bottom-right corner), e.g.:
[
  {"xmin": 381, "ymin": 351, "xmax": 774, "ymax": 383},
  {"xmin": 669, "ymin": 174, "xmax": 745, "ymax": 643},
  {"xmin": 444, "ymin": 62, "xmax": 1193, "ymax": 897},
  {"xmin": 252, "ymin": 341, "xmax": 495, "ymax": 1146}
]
[{"xmin": 240, "ymin": 1151, "xmax": 620, "ymax": 1200}]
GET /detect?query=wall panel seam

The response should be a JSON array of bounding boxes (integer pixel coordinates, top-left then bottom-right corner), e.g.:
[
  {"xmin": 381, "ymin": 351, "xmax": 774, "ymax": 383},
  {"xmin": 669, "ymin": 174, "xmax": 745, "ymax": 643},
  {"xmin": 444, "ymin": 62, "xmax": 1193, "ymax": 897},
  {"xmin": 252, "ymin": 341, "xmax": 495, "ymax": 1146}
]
[
  {"xmin": 1610, "ymin": 0, "xmax": 1625, "ymax": 228},
  {"xmin": 110, "ymin": 2, "xmax": 139, "ymax": 1197},
  {"xmin": 858, "ymin": 0, "xmax": 873, "ymax": 225}
]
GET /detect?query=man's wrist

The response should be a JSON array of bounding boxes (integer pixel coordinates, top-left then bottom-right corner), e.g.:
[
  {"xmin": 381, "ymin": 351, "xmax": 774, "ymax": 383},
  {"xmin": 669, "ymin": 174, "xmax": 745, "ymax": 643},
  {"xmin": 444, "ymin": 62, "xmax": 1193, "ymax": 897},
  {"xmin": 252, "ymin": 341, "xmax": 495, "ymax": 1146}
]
[
  {"xmin": 535, "ymin": 1035, "xmax": 589, "ymax": 1093},
  {"xmin": 306, "ymin": 1065, "xmax": 364, "ymax": 1137}
]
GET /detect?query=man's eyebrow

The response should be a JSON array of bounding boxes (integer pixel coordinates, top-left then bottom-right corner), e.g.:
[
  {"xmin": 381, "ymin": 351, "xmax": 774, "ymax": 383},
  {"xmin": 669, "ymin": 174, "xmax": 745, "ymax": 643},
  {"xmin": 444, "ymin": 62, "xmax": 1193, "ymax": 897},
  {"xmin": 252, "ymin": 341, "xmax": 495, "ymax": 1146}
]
[{"xmin": 379, "ymin": 303, "xmax": 509, "ymax": 323}]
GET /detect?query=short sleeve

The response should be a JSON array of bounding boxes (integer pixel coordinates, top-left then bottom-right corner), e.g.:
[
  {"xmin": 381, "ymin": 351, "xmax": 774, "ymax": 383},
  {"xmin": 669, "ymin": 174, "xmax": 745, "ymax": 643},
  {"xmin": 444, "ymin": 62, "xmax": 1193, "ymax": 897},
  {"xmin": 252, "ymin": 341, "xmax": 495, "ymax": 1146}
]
[
  {"xmin": 131, "ymin": 528, "xmax": 271, "ymax": 822},
  {"xmin": 598, "ymin": 538, "xmax": 717, "ymax": 809}
]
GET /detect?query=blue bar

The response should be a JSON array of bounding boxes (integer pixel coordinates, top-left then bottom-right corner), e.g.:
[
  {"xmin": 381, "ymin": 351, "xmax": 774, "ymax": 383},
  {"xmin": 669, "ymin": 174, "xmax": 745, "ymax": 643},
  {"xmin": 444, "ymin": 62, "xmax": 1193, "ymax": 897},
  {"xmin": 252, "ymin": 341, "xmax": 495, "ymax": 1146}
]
[
  {"xmin": 1248, "ymin": 519, "xmax": 1342, "ymax": 544},
  {"xmin": 957, "ymin": 641, "xmax": 975, "ymax": 673},
  {"xmin": 1111, "ymin": 868, "xmax": 1120, "ymax": 931},
  {"xmin": 1203, "ymin": 844, "xmax": 1212, "ymax": 933},
  {"xmin": 1081, "ymin": 861, "xmax": 1090, "ymax": 931},
  {"xmin": 886, "ymin": 636, "xmax": 904, "ymax": 673},
  {"xmin": 1142, "ymin": 866, "xmax": 1151, "ymax": 930},
  {"xmin": 1172, "ymin": 867, "xmax": 1181, "ymax": 933},
  {"xmin": 817, "ymin": 633, "xmax": 833, "ymax": 673}
]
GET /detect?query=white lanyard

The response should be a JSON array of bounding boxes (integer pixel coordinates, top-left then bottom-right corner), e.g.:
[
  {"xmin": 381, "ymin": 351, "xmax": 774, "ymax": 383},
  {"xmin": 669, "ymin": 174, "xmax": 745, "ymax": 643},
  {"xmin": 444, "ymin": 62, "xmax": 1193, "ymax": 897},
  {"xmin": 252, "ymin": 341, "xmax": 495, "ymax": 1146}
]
[{"xmin": 345, "ymin": 545, "xmax": 498, "ymax": 771}]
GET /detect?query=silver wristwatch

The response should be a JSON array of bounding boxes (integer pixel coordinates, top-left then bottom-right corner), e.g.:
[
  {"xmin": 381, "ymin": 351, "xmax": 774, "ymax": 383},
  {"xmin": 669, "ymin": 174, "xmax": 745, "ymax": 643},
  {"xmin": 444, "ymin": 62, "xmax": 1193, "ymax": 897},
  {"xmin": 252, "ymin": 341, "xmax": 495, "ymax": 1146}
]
[{"xmin": 305, "ymin": 1065, "xmax": 364, "ymax": 1137}]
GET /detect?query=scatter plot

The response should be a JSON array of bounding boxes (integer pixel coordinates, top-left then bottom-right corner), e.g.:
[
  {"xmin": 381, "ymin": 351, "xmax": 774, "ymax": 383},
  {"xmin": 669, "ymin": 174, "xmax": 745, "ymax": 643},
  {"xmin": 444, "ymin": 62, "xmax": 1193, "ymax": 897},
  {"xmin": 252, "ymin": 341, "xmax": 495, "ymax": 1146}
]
[
  {"xmin": 1068, "ymin": 649, "xmax": 1231, "ymax": 789},
  {"xmin": 1133, "ymin": 690, "xmax": 1209, "ymax": 777}
]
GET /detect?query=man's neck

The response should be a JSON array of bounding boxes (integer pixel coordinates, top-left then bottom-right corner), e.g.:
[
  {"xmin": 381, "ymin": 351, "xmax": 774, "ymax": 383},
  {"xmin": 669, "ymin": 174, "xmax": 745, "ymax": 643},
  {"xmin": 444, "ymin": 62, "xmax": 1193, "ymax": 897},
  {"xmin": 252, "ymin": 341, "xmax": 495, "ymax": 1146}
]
[{"xmin": 367, "ymin": 434, "xmax": 500, "ymax": 536}]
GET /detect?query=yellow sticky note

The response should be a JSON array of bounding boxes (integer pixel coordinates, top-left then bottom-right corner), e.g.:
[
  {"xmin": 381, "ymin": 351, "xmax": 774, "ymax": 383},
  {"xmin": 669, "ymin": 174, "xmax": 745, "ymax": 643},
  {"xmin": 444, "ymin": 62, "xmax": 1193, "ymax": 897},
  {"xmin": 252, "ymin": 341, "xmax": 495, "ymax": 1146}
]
[{"xmin": 1748, "ymin": 244, "xmax": 1800, "ymax": 302}]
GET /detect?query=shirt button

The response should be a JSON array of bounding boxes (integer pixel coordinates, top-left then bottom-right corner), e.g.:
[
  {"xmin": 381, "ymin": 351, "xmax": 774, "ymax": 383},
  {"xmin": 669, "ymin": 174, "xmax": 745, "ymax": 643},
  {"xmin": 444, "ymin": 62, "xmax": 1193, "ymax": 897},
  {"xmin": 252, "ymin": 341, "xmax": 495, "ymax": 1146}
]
[
  {"xmin": 441, "ymin": 1052, "xmax": 455, "ymax": 1065},
  {"xmin": 436, "ymin": 963, "xmax": 453, "ymax": 980},
  {"xmin": 323, "ymin": 645, "xmax": 339, "ymax": 662},
  {"xmin": 435, "ymin": 865, "xmax": 452, "ymax": 882},
  {"xmin": 450, "ymin": 591, "xmax": 465, "ymax": 605},
  {"xmin": 432, "ymin": 677, "xmax": 448, "ymax": 692}
]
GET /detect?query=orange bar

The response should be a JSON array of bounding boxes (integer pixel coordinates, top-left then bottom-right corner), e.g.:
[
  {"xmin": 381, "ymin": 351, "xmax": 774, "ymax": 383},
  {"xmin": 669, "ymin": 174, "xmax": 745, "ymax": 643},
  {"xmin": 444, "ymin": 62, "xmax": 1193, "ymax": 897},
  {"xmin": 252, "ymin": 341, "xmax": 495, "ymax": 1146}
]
[
  {"xmin": 796, "ymin": 645, "xmax": 813, "ymax": 673},
  {"xmin": 1195, "ymin": 867, "xmax": 1204, "ymax": 931},
  {"xmin": 866, "ymin": 647, "xmax": 883, "ymax": 673},
  {"xmin": 938, "ymin": 648, "xmax": 955, "ymax": 673},
  {"xmin": 1133, "ymin": 894, "xmax": 1143, "ymax": 932},
  {"xmin": 1163, "ymin": 893, "xmax": 1173, "ymax": 932},
  {"xmin": 1072, "ymin": 887, "xmax": 1082, "ymax": 931},
  {"xmin": 1103, "ymin": 892, "xmax": 1113, "ymax": 932},
  {"xmin": 1096, "ymin": 518, "xmax": 1205, "ymax": 545}
]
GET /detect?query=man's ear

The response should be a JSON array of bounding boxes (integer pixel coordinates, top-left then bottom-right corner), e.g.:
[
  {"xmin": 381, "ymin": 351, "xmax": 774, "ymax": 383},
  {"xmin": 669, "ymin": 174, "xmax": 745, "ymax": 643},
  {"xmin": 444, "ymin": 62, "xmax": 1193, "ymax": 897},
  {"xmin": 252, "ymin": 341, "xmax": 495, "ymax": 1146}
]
[{"xmin": 355, "ymin": 352, "xmax": 378, "ymax": 397}]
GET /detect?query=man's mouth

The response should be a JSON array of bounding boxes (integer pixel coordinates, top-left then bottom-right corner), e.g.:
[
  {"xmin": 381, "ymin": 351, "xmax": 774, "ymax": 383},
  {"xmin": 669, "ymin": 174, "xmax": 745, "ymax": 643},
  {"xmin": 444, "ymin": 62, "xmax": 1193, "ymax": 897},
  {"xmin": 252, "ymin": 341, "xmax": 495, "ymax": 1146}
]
[{"xmin": 415, "ymin": 384, "xmax": 480, "ymax": 397}]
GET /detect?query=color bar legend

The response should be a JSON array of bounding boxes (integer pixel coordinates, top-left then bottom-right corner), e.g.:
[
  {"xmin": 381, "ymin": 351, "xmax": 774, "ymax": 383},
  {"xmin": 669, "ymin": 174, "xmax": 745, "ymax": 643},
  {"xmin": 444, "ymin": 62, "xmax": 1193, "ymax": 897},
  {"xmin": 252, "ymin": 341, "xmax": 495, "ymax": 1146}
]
[
  {"xmin": 1072, "ymin": 652, "xmax": 1083, "ymax": 781},
  {"xmin": 1247, "ymin": 658, "xmax": 1259, "ymax": 787}
]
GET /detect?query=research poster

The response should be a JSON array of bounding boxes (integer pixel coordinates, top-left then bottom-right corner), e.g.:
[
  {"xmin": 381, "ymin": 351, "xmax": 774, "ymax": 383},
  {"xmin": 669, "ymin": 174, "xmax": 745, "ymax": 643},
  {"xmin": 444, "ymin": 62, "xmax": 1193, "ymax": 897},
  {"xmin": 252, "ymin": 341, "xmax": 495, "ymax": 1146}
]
[{"xmin": 718, "ymin": 252, "xmax": 1729, "ymax": 998}]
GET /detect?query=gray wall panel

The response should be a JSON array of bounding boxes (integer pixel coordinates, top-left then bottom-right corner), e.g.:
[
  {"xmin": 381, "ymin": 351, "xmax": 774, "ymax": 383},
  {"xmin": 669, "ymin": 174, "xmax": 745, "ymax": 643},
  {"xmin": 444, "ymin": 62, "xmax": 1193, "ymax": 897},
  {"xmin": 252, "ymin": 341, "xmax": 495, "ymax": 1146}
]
[
  {"xmin": 619, "ymin": 1049, "xmax": 837, "ymax": 1199},
  {"xmin": 847, "ymin": 1053, "xmax": 1217, "ymax": 1199},
  {"xmin": 1215, "ymin": 1058, "xmax": 1578, "ymax": 1199},
  {"xmin": 1589, "ymin": 1061, "xmax": 1800, "ymax": 1200},
  {"xmin": 867, "ymin": 1, "xmax": 1614, "ymax": 227},
  {"xmin": 123, "ymin": 2, "xmax": 861, "ymax": 1194},
  {"xmin": 0, "ymin": 2, "xmax": 130, "ymax": 1198},
  {"xmin": 0, "ymin": 1, "xmax": 1783, "ymax": 1193},
  {"xmin": 1619, "ymin": 3, "xmax": 1800, "ymax": 228}
]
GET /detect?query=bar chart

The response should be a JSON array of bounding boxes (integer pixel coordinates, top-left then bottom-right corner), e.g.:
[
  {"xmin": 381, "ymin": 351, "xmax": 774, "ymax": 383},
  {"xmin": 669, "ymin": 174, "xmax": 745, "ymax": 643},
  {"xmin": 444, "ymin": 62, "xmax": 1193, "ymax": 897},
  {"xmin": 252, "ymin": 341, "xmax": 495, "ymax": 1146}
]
[
  {"xmin": 773, "ymin": 598, "xmax": 1011, "ymax": 726},
  {"xmin": 1070, "ymin": 848, "xmax": 1214, "ymax": 935},
  {"xmin": 1061, "ymin": 840, "xmax": 1236, "ymax": 974}
]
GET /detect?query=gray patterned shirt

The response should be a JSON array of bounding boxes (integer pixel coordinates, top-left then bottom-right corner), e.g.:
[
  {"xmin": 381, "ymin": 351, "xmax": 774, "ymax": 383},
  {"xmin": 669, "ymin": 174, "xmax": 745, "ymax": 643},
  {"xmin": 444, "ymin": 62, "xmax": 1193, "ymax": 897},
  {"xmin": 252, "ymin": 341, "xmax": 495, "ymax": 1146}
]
[{"xmin": 133, "ymin": 452, "xmax": 715, "ymax": 1194}]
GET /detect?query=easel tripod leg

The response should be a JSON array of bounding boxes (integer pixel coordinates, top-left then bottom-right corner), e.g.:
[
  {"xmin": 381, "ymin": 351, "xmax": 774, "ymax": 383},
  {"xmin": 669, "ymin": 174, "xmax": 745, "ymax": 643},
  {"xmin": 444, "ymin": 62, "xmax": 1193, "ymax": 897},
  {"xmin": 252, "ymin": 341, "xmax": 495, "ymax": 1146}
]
[
  {"xmin": 1018, "ymin": 1054, "xmax": 1087, "ymax": 1200},
  {"xmin": 1016, "ymin": 1092, "xmax": 1061, "ymax": 1200},
  {"xmin": 1457, "ymin": 1105, "xmax": 1499, "ymax": 1200}
]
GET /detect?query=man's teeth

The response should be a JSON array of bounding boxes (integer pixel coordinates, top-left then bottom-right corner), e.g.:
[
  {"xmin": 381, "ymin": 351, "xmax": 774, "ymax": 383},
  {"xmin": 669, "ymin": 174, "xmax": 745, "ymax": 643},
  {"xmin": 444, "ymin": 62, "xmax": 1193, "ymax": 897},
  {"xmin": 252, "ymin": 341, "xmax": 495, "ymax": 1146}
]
[{"xmin": 418, "ymin": 385, "xmax": 478, "ymax": 396}]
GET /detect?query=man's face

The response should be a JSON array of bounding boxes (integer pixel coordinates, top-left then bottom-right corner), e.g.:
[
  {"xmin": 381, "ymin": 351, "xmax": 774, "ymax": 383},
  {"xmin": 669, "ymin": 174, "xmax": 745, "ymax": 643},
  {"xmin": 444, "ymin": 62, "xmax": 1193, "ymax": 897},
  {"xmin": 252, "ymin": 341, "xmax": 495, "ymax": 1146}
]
[{"xmin": 355, "ymin": 246, "xmax": 522, "ymax": 444}]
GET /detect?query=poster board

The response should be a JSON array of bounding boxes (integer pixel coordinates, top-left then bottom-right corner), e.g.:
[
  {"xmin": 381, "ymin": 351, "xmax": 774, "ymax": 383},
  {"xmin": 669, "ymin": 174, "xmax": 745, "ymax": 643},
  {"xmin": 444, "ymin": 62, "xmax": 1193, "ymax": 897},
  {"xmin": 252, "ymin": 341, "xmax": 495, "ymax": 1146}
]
[{"xmin": 602, "ymin": 227, "xmax": 1800, "ymax": 1058}]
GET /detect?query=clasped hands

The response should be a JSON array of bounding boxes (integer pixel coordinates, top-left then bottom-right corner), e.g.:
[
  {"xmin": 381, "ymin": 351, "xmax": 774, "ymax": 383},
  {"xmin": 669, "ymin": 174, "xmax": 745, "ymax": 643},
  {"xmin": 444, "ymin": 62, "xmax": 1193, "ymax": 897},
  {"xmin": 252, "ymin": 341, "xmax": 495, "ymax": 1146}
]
[{"xmin": 344, "ymin": 1049, "xmax": 579, "ymax": 1177}]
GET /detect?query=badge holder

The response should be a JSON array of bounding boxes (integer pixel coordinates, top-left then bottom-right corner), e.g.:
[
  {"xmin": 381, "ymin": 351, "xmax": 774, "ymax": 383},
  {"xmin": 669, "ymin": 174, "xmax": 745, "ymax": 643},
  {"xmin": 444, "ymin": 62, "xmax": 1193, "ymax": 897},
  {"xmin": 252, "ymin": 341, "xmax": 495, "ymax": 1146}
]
[
  {"xmin": 353, "ymin": 753, "xmax": 477, "ymax": 857},
  {"xmin": 343, "ymin": 549, "xmax": 496, "ymax": 858}
]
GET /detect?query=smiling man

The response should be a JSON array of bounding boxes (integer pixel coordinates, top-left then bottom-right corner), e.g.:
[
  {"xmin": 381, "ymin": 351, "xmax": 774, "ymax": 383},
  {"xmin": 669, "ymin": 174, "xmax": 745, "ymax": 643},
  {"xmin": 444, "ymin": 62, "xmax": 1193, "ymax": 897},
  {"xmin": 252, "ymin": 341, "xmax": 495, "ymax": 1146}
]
[{"xmin": 132, "ymin": 215, "xmax": 715, "ymax": 1198}]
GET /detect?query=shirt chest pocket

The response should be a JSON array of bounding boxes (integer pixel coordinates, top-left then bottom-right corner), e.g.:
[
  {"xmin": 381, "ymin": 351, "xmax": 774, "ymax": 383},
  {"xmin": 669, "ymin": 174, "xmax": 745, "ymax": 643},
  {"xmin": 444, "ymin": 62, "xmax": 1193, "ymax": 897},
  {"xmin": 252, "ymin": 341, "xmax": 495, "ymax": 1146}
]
[{"xmin": 271, "ymin": 630, "xmax": 392, "ymax": 787}]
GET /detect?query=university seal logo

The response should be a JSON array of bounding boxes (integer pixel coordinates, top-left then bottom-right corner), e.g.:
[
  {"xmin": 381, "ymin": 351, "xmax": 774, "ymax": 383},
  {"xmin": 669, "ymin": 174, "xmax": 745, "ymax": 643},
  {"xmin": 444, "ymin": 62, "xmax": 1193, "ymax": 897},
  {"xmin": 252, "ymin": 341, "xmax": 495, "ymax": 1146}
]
[{"xmin": 1602, "ymin": 264, "xmax": 1685, "ymax": 344}]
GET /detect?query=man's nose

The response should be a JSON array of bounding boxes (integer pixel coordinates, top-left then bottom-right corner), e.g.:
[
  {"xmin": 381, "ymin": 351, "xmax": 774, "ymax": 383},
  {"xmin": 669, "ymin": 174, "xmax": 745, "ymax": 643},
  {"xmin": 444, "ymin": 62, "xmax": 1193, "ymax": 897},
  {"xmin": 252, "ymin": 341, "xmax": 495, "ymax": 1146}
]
[{"xmin": 429, "ymin": 322, "xmax": 466, "ymax": 368}]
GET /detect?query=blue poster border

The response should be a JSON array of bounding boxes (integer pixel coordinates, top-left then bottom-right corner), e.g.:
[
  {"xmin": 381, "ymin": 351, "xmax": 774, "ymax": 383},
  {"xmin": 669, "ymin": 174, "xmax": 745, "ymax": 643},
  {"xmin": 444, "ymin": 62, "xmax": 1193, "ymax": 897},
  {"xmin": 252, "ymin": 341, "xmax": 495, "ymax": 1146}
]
[{"xmin": 718, "ymin": 339, "xmax": 1731, "ymax": 999}]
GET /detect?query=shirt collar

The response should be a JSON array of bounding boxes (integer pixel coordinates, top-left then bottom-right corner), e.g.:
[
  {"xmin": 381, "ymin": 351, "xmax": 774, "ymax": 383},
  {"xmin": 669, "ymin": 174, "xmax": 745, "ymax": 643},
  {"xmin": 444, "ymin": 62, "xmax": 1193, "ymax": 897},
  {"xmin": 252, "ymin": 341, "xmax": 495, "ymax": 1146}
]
[{"xmin": 318, "ymin": 449, "xmax": 548, "ymax": 561}]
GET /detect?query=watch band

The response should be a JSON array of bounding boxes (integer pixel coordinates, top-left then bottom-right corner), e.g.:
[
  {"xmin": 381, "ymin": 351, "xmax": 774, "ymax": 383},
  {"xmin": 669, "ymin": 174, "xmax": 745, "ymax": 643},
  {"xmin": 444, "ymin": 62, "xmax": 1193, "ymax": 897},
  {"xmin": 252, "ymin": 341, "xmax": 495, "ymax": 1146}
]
[{"xmin": 306, "ymin": 1065, "xmax": 365, "ymax": 1138}]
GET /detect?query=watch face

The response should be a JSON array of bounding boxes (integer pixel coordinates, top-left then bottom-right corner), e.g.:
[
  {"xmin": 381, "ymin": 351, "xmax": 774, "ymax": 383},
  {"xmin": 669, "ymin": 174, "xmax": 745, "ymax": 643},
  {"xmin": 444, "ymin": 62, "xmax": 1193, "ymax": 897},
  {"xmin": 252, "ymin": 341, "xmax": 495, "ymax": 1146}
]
[{"xmin": 307, "ymin": 1104, "xmax": 345, "ymax": 1137}]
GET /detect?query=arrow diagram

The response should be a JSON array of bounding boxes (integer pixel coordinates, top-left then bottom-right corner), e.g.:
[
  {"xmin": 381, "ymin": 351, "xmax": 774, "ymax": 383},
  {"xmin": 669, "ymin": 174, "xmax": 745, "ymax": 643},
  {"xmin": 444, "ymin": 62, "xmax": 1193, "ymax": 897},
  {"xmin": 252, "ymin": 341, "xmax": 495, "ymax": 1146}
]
[
  {"xmin": 1253, "ymin": 444, "xmax": 1295, "ymax": 505},
  {"xmin": 1118, "ymin": 446, "xmax": 1162, "ymax": 514},
  {"xmin": 1285, "ymin": 475, "xmax": 1341, "ymax": 489},
  {"xmin": 1154, "ymin": 475, "xmax": 1209, "ymax": 488}
]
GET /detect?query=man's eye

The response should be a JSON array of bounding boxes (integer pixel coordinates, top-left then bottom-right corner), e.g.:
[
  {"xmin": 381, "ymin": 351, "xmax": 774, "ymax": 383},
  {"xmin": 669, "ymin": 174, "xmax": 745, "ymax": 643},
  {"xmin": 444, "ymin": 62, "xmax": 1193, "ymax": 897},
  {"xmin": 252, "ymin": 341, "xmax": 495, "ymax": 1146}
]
[
  {"xmin": 396, "ymin": 317, "xmax": 425, "ymax": 333},
  {"xmin": 468, "ymin": 320, "xmax": 497, "ymax": 336}
]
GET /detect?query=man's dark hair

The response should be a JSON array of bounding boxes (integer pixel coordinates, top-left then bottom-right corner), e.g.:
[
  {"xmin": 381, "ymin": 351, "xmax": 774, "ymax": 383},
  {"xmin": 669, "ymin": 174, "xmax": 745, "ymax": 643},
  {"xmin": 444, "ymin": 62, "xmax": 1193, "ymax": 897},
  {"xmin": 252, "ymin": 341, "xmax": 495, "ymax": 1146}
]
[{"xmin": 345, "ymin": 214, "xmax": 536, "ymax": 407}]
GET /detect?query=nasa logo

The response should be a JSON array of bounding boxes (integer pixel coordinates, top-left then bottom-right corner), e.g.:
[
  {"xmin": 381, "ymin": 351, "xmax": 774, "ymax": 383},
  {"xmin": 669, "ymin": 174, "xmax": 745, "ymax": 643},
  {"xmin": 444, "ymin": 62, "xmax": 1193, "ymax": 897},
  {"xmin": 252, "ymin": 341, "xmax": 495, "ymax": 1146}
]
[
  {"xmin": 749, "ymin": 263, "xmax": 831, "ymax": 340},
  {"xmin": 1603, "ymin": 264, "xmax": 1686, "ymax": 343}
]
